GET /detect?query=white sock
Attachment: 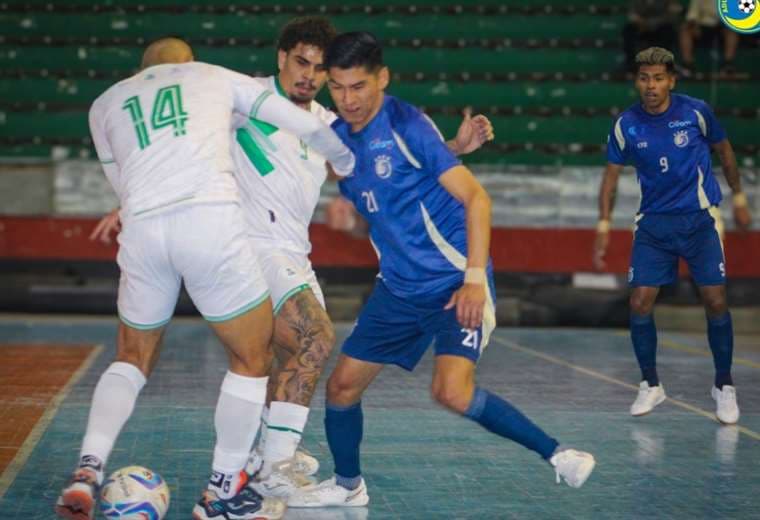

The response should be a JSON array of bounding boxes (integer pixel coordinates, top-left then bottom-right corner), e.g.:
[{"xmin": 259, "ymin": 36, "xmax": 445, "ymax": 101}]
[
  {"xmin": 79, "ymin": 362, "xmax": 146, "ymax": 483},
  {"xmin": 261, "ymin": 401, "xmax": 309, "ymax": 476},
  {"xmin": 211, "ymin": 371, "xmax": 267, "ymax": 499},
  {"xmin": 256, "ymin": 404, "xmax": 270, "ymax": 455}
]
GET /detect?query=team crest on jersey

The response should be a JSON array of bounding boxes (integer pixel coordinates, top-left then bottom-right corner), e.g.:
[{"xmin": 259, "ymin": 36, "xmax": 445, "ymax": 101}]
[
  {"xmin": 374, "ymin": 154, "xmax": 393, "ymax": 179},
  {"xmin": 673, "ymin": 130, "xmax": 690, "ymax": 148},
  {"xmin": 718, "ymin": 0, "xmax": 760, "ymax": 34}
]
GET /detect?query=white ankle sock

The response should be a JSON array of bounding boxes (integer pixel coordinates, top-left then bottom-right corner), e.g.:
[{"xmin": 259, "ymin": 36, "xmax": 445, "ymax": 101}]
[
  {"xmin": 79, "ymin": 362, "xmax": 146, "ymax": 482},
  {"xmin": 211, "ymin": 371, "xmax": 267, "ymax": 498},
  {"xmin": 261, "ymin": 401, "xmax": 309, "ymax": 476}
]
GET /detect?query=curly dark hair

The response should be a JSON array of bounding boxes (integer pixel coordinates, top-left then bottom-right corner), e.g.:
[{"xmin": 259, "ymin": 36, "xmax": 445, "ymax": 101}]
[{"xmin": 278, "ymin": 16, "xmax": 337, "ymax": 53}]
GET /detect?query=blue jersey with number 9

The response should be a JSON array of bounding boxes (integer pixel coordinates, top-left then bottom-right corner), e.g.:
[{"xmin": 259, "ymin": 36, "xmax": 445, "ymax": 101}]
[{"xmin": 606, "ymin": 93, "xmax": 726, "ymax": 215}]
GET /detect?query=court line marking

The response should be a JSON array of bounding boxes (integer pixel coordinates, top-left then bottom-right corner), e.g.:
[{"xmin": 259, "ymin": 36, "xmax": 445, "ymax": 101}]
[
  {"xmin": 0, "ymin": 344, "xmax": 105, "ymax": 499},
  {"xmin": 611, "ymin": 331, "xmax": 760, "ymax": 370},
  {"xmin": 491, "ymin": 336, "xmax": 760, "ymax": 441}
]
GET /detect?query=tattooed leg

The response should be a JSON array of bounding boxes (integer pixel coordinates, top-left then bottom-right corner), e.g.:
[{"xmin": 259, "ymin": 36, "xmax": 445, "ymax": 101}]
[{"xmin": 269, "ymin": 289, "xmax": 336, "ymax": 406}]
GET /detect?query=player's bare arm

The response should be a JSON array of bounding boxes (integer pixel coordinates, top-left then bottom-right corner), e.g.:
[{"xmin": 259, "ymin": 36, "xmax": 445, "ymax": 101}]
[
  {"xmin": 712, "ymin": 139, "xmax": 752, "ymax": 231},
  {"xmin": 446, "ymin": 107, "xmax": 495, "ymax": 156},
  {"xmin": 439, "ymin": 165, "xmax": 491, "ymax": 330},
  {"xmin": 593, "ymin": 163, "xmax": 623, "ymax": 271}
]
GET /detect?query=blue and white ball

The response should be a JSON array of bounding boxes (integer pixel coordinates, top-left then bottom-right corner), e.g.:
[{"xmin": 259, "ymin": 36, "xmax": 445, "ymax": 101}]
[
  {"xmin": 99, "ymin": 466, "xmax": 170, "ymax": 519},
  {"xmin": 739, "ymin": 0, "xmax": 755, "ymax": 14}
]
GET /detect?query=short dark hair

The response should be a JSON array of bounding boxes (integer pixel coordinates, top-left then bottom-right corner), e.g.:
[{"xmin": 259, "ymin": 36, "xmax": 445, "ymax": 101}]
[
  {"xmin": 635, "ymin": 47, "xmax": 676, "ymax": 74},
  {"xmin": 277, "ymin": 16, "xmax": 336, "ymax": 53},
  {"xmin": 324, "ymin": 31, "xmax": 384, "ymax": 71}
]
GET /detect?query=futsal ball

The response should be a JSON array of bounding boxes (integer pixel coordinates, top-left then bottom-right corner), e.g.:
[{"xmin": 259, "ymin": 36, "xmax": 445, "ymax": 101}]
[
  {"xmin": 99, "ymin": 466, "xmax": 170, "ymax": 519},
  {"xmin": 738, "ymin": 0, "xmax": 755, "ymax": 13}
]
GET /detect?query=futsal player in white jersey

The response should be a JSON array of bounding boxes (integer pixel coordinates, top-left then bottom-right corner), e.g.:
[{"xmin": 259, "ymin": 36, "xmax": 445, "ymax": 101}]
[
  {"xmin": 55, "ymin": 38, "xmax": 354, "ymax": 520},
  {"xmin": 229, "ymin": 17, "xmax": 495, "ymax": 498}
]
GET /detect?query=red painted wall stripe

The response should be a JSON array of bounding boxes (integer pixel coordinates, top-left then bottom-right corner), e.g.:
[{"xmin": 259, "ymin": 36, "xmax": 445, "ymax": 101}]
[{"xmin": 1, "ymin": 216, "xmax": 758, "ymax": 276}]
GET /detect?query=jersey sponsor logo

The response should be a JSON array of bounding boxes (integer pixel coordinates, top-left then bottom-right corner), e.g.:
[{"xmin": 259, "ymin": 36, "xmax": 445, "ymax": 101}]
[
  {"xmin": 668, "ymin": 120, "xmax": 693, "ymax": 128},
  {"xmin": 673, "ymin": 130, "xmax": 690, "ymax": 148},
  {"xmin": 637, "ymin": 141, "xmax": 649, "ymax": 149},
  {"xmin": 718, "ymin": 0, "xmax": 760, "ymax": 34},
  {"xmin": 374, "ymin": 154, "xmax": 393, "ymax": 179},
  {"xmin": 369, "ymin": 138, "xmax": 395, "ymax": 151}
]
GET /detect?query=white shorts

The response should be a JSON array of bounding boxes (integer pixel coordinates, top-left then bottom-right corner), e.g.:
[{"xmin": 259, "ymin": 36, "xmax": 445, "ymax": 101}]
[
  {"xmin": 254, "ymin": 245, "xmax": 325, "ymax": 315},
  {"xmin": 117, "ymin": 203, "xmax": 269, "ymax": 329}
]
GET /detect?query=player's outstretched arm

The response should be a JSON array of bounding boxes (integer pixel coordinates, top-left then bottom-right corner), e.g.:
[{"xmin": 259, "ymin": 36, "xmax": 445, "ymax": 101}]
[
  {"xmin": 593, "ymin": 163, "xmax": 623, "ymax": 271},
  {"xmin": 439, "ymin": 166, "xmax": 491, "ymax": 329},
  {"xmin": 446, "ymin": 107, "xmax": 495, "ymax": 156},
  {"xmin": 89, "ymin": 207, "xmax": 121, "ymax": 245},
  {"xmin": 712, "ymin": 139, "xmax": 752, "ymax": 231}
]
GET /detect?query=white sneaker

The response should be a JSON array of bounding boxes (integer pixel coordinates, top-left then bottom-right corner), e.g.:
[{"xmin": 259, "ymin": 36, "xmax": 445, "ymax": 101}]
[
  {"xmin": 712, "ymin": 385, "xmax": 740, "ymax": 424},
  {"xmin": 550, "ymin": 448, "xmax": 596, "ymax": 488},
  {"xmin": 250, "ymin": 460, "xmax": 314, "ymax": 498},
  {"xmin": 245, "ymin": 447, "xmax": 319, "ymax": 478},
  {"xmin": 630, "ymin": 381, "xmax": 666, "ymax": 416},
  {"xmin": 292, "ymin": 447, "xmax": 320, "ymax": 476},
  {"xmin": 287, "ymin": 477, "xmax": 369, "ymax": 508}
]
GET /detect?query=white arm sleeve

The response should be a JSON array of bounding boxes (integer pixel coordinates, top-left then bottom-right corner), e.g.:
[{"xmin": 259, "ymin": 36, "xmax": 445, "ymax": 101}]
[
  {"xmin": 88, "ymin": 99, "xmax": 122, "ymax": 199},
  {"xmin": 226, "ymin": 68, "xmax": 355, "ymax": 177}
]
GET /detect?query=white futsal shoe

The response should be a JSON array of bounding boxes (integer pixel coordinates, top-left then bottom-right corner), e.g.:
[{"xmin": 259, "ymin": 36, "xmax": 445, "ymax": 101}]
[
  {"xmin": 246, "ymin": 447, "xmax": 319, "ymax": 478},
  {"xmin": 630, "ymin": 381, "xmax": 666, "ymax": 416},
  {"xmin": 287, "ymin": 477, "xmax": 369, "ymax": 508},
  {"xmin": 550, "ymin": 448, "xmax": 596, "ymax": 488},
  {"xmin": 712, "ymin": 385, "xmax": 740, "ymax": 424},
  {"xmin": 250, "ymin": 460, "xmax": 314, "ymax": 498}
]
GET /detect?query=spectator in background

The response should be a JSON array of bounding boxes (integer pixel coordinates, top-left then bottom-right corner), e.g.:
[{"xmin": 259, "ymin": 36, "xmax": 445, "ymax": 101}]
[
  {"xmin": 623, "ymin": 0, "xmax": 683, "ymax": 73},
  {"xmin": 679, "ymin": 0, "xmax": 740, "ymax": 76}
]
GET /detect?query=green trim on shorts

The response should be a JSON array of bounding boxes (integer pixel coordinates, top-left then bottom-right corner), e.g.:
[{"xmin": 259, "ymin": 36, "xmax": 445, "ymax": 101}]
[
  {"xmin": 119, "ymin": 314, "xmax": 171, "ymax": 330},
  {"xmin": 204, "ymin": 290, "xmax": 270, "ymax": 323},
  {"xmin": 267, "ymin": 424, "xmax": 304, "ymax": 436},
  {"xmin": 100, "ymin": 158, "xmax": 115, "ymax": 164},
  {"xmin": 273, "ymin": 284, "xmax": 310, "ymax": 315}
]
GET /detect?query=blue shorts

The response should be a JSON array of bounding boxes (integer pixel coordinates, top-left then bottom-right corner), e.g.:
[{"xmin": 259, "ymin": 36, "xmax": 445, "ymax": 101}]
[
  {"xmin": 629, "ymin": 209, "xmax": 725, "ymax": 287},
  {"xmin": 342, "ymin": 277, "xmax": 497, "ymax": 372}
]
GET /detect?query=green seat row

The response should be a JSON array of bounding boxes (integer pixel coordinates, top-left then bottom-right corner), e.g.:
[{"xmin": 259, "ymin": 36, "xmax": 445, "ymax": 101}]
[
  {"xmin": 5, "ymin": 44, "xmax": 758, "ymax": 75},
  {"xmin": 1, "ymin": 0, "xmax": 635, "ymax": 9},
  {"xmin": 2, "ymin": 110, "xmax": 755, "ymax": 147},
  {"xmin": 5, "ymin": 77, "xmax": 759, "ymax": 113},
  {"xmin": 0, "ymin": 12, "xmax": 626, "ymax": 40}
]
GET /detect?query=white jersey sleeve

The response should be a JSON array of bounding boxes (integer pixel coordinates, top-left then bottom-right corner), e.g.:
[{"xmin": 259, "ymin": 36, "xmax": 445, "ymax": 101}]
[
  {"xmin": 223, "ymin": 69, "xmax": 355, "ymax": 177},
  {"xmin": 88, "ymin": 98, "xmax": 122, "ymax": 199}
]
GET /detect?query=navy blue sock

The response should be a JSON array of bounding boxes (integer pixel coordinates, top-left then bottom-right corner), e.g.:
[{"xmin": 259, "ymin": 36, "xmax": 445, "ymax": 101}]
[
  {"xmin": 707, "ymin": 312, "xmax": 734, "ymax": 389},
  {"xmin": 325, "ymin": 401, "xmax": 363, "ymax": 486},
  {"xmin": 464, "ymin": 387, "xmax": 559, "ymax": 460},
  {"xmin": 630, "ymin": 313, "xmax": 659, "ymax": 386}
]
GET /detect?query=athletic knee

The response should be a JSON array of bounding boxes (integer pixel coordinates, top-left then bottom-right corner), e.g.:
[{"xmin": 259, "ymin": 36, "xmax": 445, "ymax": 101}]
[
  {"xmin": 629, "ymin": 292, "xmax": 655, "ymax": 316},
  {"xmin": 431, "ymin": 380, "xmax": 473, "ymax": 414},
  {"xmin": 326, "ymin": 372, "xmax": 363, "ymax": 406},
  {"xmin": 703, "ymin": 294, "xmax": 727, "ymax": 318}
]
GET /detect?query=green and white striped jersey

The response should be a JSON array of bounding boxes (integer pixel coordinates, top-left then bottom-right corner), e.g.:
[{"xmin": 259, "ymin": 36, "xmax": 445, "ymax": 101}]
[
  {"xmin": 232, "ymin": 76, "xmax": 338, "ymax": 254},
  {"xmin": 89, "ymin": 63, "xmax": 352, "ymax": 221}
]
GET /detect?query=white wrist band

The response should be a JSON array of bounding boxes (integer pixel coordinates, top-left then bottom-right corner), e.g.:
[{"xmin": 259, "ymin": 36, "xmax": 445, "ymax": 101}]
[
  {"xmin": 464, "ymin": 267, "xmax": 486, "ymax": 285},
  {"xmin": 733, "ymin": 192, "xmax": 748, "ymax": 208}
]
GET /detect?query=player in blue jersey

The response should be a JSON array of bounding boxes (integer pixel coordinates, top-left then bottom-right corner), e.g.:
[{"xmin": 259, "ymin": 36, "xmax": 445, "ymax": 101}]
[
  {"xmin": 593, "ymin": 47, "xmax": 752, "ymax": 423},
  {"xmin": 287, "ymin": 32, "xmax": 596, "ymax": 508}
]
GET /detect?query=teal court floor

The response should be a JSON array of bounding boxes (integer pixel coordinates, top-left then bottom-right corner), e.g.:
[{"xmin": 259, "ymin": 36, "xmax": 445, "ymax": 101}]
[{"xmin": 0, "ymin": 315, "xmax": 758, "ymax": 519}]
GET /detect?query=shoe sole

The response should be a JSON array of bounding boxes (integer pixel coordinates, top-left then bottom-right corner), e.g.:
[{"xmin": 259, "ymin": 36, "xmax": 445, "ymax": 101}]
[
  {"xmin": 568, "ymin": 458, "xmax": 596, "ymax": 488},
  {"xmin": 630, "ymin": 393, "xmax": 666, "ymax": 417},
  {"xmin": 289, "ymin": 494, "xmax": 369, "ymax": 508},
  {"xmin": 54, "ymin": 490, "xmax": 94, "ymax": 520}
]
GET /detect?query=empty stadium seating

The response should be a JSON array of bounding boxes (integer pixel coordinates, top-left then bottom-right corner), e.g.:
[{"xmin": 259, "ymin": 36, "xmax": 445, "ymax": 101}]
[{"xmin": 1, "ymin": 1, "xmax": 757, "ymax": 165}]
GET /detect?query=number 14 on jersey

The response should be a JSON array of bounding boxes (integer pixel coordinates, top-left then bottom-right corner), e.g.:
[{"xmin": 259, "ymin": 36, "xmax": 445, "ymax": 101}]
[{"xmin": 122, "ymin": 84, "xmax": 188, "ymax": 150}]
